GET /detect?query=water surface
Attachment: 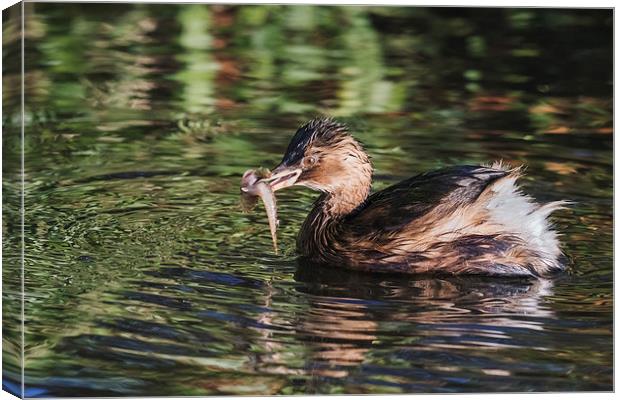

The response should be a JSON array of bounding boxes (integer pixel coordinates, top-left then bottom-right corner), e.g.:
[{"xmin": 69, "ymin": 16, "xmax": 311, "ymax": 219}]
[{"xmin": 2, "ymin": 4, "xmax": 612, "ymax": 396}]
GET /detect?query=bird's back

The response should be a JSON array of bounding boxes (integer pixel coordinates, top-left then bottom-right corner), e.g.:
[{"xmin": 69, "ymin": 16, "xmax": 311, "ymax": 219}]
[{"xmin": 327, "ymin": 163, "xmax": 567, "ymax": 276}]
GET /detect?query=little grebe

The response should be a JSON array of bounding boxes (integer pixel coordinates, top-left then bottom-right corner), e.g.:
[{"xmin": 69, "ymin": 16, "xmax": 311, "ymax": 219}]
[{"xmin": 257, "ymin": 118, "xmax": 567, "ymax": 277}]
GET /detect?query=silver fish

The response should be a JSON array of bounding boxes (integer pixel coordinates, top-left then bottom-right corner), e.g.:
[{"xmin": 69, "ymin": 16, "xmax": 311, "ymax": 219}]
[{"xmin": 241, "ymin": 168, "xmax": 279, "ymax": 254}]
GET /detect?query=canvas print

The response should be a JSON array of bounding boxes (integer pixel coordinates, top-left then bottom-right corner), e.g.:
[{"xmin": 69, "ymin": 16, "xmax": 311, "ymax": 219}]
[{"xmin": 2, "ymin": 1, "xmax": 613, "ymax": 397}]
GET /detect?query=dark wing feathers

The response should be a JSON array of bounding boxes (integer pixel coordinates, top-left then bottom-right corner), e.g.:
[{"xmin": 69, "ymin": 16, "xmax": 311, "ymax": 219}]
[{"xmin": 344, "ymin": 166, "xmax": 508, "ymax": 235}]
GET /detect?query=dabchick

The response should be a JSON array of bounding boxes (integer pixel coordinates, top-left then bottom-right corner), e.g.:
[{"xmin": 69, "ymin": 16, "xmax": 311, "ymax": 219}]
[{"xmin": 257, "ymin": 118, "xmax": 567, "ymax": 277}]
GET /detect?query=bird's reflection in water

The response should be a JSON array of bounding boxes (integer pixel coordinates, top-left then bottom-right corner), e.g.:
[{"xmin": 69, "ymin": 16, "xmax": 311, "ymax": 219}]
[{"xmin": 276, "ymin": 260, "xmax": 558, "ymax": 380}]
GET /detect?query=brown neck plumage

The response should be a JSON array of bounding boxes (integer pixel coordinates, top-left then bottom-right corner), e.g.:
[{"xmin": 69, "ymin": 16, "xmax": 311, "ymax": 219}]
[
  {"xmin": 297, "ymin": 166, "xmax": 372, "ymax": 258},
  {"xmin": 321, "ymin": 181, "xmax": 371, "ymax": 218}
]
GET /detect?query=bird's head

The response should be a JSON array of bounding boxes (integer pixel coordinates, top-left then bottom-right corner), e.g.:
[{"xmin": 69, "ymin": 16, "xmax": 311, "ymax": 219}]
[{"xmin": 262, "ymin": 118, "xmax": 373, "ymax": 194}]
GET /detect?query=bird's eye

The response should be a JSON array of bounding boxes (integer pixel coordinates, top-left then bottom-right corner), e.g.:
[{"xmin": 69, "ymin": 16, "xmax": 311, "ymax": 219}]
[{"xmin": 305, "ymin": 155, "xmax": 318, "ymax": 167}]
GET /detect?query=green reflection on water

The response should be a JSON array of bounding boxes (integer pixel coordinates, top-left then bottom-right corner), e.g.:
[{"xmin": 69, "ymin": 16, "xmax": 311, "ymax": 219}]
[{"xmin": 2, "ymin": 3, "xmax": 612, "ymax": 396}]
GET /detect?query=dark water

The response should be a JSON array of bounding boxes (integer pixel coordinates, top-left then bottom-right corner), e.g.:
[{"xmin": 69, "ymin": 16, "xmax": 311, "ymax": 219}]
[{"xmin": 2, "ymin": 4, "xmax": 612, "ymax": 396}]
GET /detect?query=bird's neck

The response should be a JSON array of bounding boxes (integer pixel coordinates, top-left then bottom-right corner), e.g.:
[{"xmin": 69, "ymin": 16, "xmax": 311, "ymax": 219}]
[
  {"xmin": 297, "ymin": 178, "xmax": 371, "ymax": 259},
  {"xmin": 320, "ymin": 183, "xmax": 371, "ymax": 218}
]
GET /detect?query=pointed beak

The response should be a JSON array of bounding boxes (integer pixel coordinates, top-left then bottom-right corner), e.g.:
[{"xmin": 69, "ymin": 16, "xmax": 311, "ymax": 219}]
[{"xmin": 261, "ymin": 165, "xmax": 302, "ymax": 192}]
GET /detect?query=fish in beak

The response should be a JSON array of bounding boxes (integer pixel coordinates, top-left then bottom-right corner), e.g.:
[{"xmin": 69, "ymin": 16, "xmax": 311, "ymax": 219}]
[
  {"xmin": 240, "ymin": 168, "xmax": 282, "ymax": 254},
  {"xmin": 260, "ymin": 165, "xmax": 302, "ymax": 192}
]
